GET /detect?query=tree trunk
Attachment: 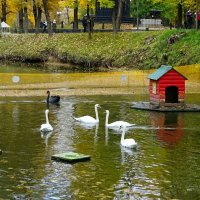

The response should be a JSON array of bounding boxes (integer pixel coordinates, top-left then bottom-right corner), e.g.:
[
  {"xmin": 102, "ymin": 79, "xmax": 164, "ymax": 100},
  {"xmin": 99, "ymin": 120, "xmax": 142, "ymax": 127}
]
[
  {"xmin": 33, "ymin": 0, "xmax": 42, "ymax": 34},
  {"xmin": 37, "ymin": 7, "xmax": 42, "ymax": 30},
  {"xmin": 112, "ymin": 0, "xmax": 117, "ymax": 34},
  {"xmin": 116, "ymin": 0, "xmax": 123, "ymax": 30},
  {"xmin": 24, "ymin": 1, "xmax": 28, "ymax": 33},
  {"xmin": 87, "ymin": 4, "xmax": 92, "ymax": 40},
  {"xmin": 66, "ymin": 7, "xmax": 69, "ymax": 24},
  {"xmin": 73, "ymin": 4, "xmax": 78, "ymax": 30},
  {"xmin": 1, "ymin": 0, "xmax": 7, "ymax": 22},
  {"xmin": 42, "ymin": 0, "xmax": 52, "ymax": 36},
  {"xmin": 19, "ymin": 9, "xmax": 24, "ymax": 33},
  {"xmin": 177, "ymin": 3, "xmax": 182, "ymax": 28},
  {"xmin": 33, "ymin": 0, "xmax": 37, "ymax": 27}
]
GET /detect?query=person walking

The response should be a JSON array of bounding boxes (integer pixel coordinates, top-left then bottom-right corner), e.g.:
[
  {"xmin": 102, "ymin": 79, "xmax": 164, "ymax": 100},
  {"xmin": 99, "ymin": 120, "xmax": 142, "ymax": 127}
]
[
  {"xmin": 43, "ymin": 21, "xmax": 47, "ymax": 33},
  {"xmin": 82, "ymin": 15, "xmax": 87, "ymax": 32}
]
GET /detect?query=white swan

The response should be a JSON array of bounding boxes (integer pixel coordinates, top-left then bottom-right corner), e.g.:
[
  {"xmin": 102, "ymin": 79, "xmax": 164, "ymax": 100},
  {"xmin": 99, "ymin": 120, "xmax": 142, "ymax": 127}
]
[
  {"xmin": 40, "ymin": 109, "xmax": 53, "ymax": 132},
  {"xmin": 74, "ymin": 104, "xmax": 101, "ymax": 124},
  {"xmin": 105, "ymin": 110, "xmax": 135, "ymax": 129},
  {"xmin": 120, "ymin": 125, "xmax": 137, "ymax": 148}
]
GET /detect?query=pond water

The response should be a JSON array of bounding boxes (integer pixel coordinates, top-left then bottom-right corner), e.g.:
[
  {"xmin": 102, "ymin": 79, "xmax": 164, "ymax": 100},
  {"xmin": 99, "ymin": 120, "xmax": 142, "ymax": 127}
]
[
  {"xmin": 0, "ymin": 64, "xmax": 200, "ymax": 199},
  {"xmin": 0, "ymin": 94, "xmax": 200, "ymax": 199}
]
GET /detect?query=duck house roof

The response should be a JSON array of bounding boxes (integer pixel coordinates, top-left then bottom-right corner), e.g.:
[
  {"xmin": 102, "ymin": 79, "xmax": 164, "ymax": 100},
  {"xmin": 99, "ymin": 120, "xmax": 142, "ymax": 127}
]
[{"xmin": 148, "ymin": 65, "xmax": 187, "ymax": 80}]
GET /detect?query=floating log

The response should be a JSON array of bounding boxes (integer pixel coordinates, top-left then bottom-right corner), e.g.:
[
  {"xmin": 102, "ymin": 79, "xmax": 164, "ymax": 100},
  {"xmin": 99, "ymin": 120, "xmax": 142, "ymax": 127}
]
[{"xmin": 51, "ymin": 151, "xmax": 91, "ymax": 163}]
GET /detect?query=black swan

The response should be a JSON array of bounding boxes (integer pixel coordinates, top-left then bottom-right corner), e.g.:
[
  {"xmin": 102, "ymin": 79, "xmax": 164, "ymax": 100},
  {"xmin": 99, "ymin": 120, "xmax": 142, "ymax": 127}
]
[{"xmin": 46, "ymin": 90, "xmax": 60, "ymax": 105}]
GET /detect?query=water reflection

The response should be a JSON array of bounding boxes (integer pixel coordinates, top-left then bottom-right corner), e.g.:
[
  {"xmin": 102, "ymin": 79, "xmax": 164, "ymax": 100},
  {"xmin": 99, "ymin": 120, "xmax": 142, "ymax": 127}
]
[
  {"xmin": 0, "ymin": 92, "xmax": 200, "ymax": 199},
  {"xmin": 149, "ymin": 112, "xmax": 184, "ymax": 146},
  {"xmin": 105, "ymin": 127, "xmax": 109, "ymax": 145},
  {"xmin": 12, "ymin": 105, "xmax": 20, "ymax": 124},
  {"xmin": 75, "ymin": 122, "xmax": 99, "ymax": 144},
  {"xmin": 104, "ymin": 126, "xmax": 121, "ymax": 145},
  {"xmin": 40, "ymin": 131, "xmax": 53, "ymax": 147},
  {"xmin": 46, "ymin": 102, "xmax": 60, "ymax": 109},
  {"xmin": 121, "ymin": 146, "xmax": 137, "ymax": 164},
  {"xmin": 74, "ymin": 121, "xmax": 97, "ymax": 129}
]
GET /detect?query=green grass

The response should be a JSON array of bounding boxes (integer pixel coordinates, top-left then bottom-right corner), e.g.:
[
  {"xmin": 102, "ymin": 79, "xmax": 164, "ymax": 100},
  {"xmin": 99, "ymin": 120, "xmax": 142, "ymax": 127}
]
[{"xmin": 0, "ymin": 29, "xmax": 200, "ymax": 70}]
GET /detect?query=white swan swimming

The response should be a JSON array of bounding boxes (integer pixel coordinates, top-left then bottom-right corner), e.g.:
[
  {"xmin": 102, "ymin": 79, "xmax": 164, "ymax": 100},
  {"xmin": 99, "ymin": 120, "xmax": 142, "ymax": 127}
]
[
  {"xmin": 40, "ymin": 109, "xmax": 53, "ymax": 132},
  {"xmin": 74, "ymin": 104, "xmax": 101, "ymax": 124},
  {"xmin": 105, "ymin": 110, "xmax": 135, "ymax": 129},
  {"xmin": 120, "ymin": 125, "xmax": 137, "ymax": 148}
]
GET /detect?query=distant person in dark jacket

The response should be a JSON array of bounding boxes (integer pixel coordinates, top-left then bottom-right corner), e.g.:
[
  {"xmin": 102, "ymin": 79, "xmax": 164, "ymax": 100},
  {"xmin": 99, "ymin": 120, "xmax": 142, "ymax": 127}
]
[
  {"xmin": 186, "ymin": 10, "xmax": 193, "ymax": 29},
  {"xmin": 61, "ymin": 20, "xmax": 64, "ymax": 28},
  {"xmin": 43, "ymin": 21, "xmax": 47, "ymax": 33},
  {"xmin": 82, "ymin": 15, "xmax": 87, "ymax": 32}
]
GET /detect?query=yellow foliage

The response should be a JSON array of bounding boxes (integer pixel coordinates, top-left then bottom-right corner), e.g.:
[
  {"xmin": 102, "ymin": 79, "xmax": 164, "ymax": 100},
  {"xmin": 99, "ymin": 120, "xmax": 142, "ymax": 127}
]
[
  {"xmin": 0, "ymin": 0, "xmax": 113, "ymax": 27},
  {"xmin": 79, "ymin": 0, "xmax": 96, "ymax": 8}
]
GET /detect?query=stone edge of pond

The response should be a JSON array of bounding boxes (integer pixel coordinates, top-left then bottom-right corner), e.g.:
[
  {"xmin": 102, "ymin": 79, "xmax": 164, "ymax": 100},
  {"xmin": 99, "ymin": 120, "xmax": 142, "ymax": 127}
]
[{"xmin": 0, "ymin": 88, "xmax": 138, "ymax": 97}]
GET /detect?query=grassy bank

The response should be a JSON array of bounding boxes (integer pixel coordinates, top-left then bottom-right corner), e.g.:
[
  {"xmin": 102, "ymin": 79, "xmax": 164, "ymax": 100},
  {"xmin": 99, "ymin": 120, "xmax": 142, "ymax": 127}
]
[{"xmin": 0, "ymin": 29, "xmax": 200, "ymax": 70}]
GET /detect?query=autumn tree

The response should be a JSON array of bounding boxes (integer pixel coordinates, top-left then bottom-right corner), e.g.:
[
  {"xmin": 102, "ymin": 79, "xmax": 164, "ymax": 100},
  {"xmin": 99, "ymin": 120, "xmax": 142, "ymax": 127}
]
[
  {"xmin": 24, "ymin": 0, "xmax": 28, "ymax": 33},
  {"xmin": 115, "ymin": 0, "xmax": 124, "ymax": 30},
  {"xmin": 42, "ymin": 0, "xmax": 52, "ymax": 36},
  {"xmin": 1, "ymin": 0, "xmax": 7, "ymax": 22},
  {"xmin": 65, "ymin": 0, "xmax": 79, "ymax": 30},
  {"xmin": 151, "ymin": 0, "xmax": 198, "ymax": 28},
  {"xmin": 8, "ymin": 0, "xmax": 29, "ymax": 33},
  {"xmin": 73, "ymin": 0, "xmax": 78, "ymax": 29},
  {"xmin": 33, "ymin": 0, "xmax": 42, "ymax": 33}
]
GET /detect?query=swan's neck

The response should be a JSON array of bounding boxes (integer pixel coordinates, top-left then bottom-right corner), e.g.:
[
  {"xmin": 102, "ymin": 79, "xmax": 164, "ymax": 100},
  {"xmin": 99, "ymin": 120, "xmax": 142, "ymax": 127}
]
[
  {"xmin": 95, "ymin": 106, "xmax": 99, "ymax": 122},
  {"xmin": 105, "ymin": 112, "xmax": 109, "ymax": 126},
  {"xmin": 121, "ymin": 127, "xmax": 126, "ymax": 142},
  {"xmin": 47, "ymin": 94, "xmax": 50, "ymax": 103},
  {"xmin": 45, "ymin": 112, "xmax": 49, "ymax": 124}
]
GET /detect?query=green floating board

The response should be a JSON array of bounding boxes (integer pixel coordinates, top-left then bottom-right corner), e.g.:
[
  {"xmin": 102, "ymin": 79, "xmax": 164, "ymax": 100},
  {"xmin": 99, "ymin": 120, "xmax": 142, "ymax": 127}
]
[{"xmin": 51, "ymin": 151, "xmax": 91, "ymax": 163}]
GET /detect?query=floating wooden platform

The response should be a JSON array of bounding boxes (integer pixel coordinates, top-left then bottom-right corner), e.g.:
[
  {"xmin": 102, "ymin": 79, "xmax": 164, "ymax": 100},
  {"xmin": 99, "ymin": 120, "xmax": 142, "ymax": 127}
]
[
  {"xmin": 51, "ymin": 151, "xmax": 91, "ymax": 163},
  {"xmin": 131, "ymin": 102, "xmax": 200, "ymax": 112}
]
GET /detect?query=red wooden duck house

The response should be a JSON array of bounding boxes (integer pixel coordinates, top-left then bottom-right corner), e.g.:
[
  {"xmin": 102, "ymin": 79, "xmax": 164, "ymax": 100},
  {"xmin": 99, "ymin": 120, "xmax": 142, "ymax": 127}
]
[
  {"xmin": 148, "ymin": 65, "xmax": 187, "ymax": 108},
  {"xmin": 132, "ymin": 65, "xmax": 200, "ymax": 112}
]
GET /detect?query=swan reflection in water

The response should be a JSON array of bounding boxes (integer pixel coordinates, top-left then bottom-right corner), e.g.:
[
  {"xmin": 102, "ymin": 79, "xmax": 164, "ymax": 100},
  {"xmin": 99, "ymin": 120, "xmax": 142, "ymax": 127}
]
[
  {"xmin": 75, "ymin": 122, "xmax": 99, "ymax": 144},
  {"xmin": 105, "ymin": 126, "xmax": 120, "ymax": 146},
  {"xmin": 105, "ymin": 127, "xmax": 109, "ymax": 146},
  {"xmin": 41, "ymin": 131, "xmax": 53, "ymax": 147},
  {"xmin": 75, "ymin": 121, "xmax": 97, "ymax": 129},
  {"xmin": 121, "ymin": 146, "xmax": 137, "ymax": 164}
]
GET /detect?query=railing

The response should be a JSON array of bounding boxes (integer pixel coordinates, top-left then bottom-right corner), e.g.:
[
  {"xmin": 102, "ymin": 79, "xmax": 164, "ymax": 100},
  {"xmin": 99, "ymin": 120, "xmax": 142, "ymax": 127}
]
[
  {"xmin": 93, "ymin": 16, "xmax": 137, "ymax": 25},
  {"xmin": 140, "ymin": 19, "xmax": 163, "ymax": 28}
]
